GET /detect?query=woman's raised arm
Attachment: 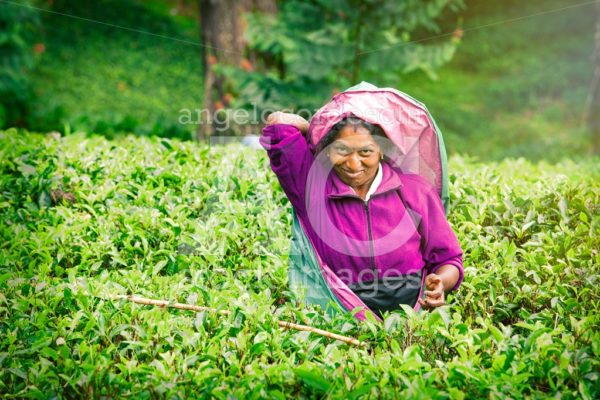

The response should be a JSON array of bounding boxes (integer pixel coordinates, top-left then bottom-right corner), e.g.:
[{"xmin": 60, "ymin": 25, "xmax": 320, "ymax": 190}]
[{"xmin": 259, "ymin": 112, "xmax": 313, "ymax": 214}]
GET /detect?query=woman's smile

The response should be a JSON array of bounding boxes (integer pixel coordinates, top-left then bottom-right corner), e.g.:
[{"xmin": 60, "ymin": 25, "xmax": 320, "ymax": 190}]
[{"xmin": 341, "ymin": 169, "xmax": 365, "ymax": 179}]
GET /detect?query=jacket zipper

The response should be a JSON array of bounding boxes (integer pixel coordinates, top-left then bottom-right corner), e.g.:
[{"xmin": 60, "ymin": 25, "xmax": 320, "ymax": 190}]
[{"xmin": 364, "ymin": 200, "xmax": 377, "ymax": 279}]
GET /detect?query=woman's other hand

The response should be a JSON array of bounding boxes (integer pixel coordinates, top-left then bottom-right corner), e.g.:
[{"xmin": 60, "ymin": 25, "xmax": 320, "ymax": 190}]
[
  {"xmin": 418, "ymin": 273, "xmax": 445, "ymax": 309},
  {"xmin": 267, "ymin": 112, "xmax": 309, "ymax": 134},
  {"xmin": 418, "ymin": 264, "xmax": 460, "ymax": 309}
]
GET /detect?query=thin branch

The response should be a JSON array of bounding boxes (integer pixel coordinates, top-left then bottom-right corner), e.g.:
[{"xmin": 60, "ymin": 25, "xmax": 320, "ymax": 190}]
[{"xmin": 113, "ymin": 295, "xmax": 364, "ymax": 347}]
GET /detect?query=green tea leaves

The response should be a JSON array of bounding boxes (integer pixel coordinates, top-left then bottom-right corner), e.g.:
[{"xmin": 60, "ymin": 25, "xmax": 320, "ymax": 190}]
[{"xmin": 0, "ymin": 131, "xmax": 598, "ymax": 398}]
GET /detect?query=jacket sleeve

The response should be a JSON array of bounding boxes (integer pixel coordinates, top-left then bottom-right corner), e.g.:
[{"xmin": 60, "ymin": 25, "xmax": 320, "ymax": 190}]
[
  {"xmin": 420, "ymin": 187, "xmax": 464, "ymax": 291},
  {"xmin": 259, "ymin": 124, "xmax": 314, "ymax": 214}
]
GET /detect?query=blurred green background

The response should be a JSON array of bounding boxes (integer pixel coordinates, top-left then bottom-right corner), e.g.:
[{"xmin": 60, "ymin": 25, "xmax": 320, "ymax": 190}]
[{"xmin": 0, "ymin": 0, "xmax": 597, "ymax": 161}]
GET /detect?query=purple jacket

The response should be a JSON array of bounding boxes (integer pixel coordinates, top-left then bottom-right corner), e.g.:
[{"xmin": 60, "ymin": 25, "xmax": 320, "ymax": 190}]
[{"xmin": 260, "ymin": 124, "xmax": 464, "ymax": 290}]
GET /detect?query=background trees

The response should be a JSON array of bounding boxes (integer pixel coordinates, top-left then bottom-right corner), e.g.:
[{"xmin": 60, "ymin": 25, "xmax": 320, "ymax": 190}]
[
  {"xmin": 0, "ymin": 1, "xmax": 39, "ymax": 127},
  {"xmin": 196, "ymin": 0, "xmax": 277, "ymax": 140},
  {"xmin": 195, "ymin": 0, "xmax": 463, "ymax": 140},
  {"xmin": 588, "ymin": 3, "xmax": 600, "ymax": 154},
  {"xmin": 0, "ymin": 0, "xmax": 596, "ymax": 160},
  {"xmin": 214, "ymin": 0, "xmax": 464, "ymax": 124}
]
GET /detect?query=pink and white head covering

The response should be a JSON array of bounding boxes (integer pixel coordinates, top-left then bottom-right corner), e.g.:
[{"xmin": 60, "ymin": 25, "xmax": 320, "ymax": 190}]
[{"xmin": 307, "ymin": 81, "xmax": 447, "ymax": 198}]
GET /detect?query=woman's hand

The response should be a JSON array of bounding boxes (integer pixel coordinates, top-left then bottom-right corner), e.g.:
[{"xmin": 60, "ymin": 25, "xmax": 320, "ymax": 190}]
[
  {"xmin": 266, "ymin": 112, "xmax": 309, "ymax": 134},
  {"xmin": 418, "ymin": 274, "xmax": 445, "ymax": 309},
  {"xmin": 418, "ymin": 264, "xmax": 460, "ymax": 310}
]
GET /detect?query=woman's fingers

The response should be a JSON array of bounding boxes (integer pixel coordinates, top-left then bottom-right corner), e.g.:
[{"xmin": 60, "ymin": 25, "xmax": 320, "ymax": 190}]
[
  {"xmin": 425, "ymin": 289, "xmax": 443, "ymax": 299},
  {"xmin": 418, "ymin": 298, "xmax": 430, "ymax": 309},
  {"xmin": 419, "ymin": 297, "xmax": 445, "ymax": 309},
  {"xmin": 266, "ymin": 112, "xmax": 309, "ymax": 133},
  {"xmin": 266, "ymin": 111, "xmax": 284, "ymax": 125},
  {"xmin": 425, "ymin": 273, "xmax": 443, "ymax": 290},
  {"xmin": 425, "ymin": 298, "xmax": 445, "ymax": 308},
  {"xmin": 420, "ymin": 274, "xmax": 449, "ymax": 310},
  {"xmin": 419, "ymin": 284, "xmax": 445, "ymax": 309}
]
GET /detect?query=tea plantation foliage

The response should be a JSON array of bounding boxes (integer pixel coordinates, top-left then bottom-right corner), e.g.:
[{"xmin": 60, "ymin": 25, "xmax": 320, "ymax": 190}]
[{"xmin": 0, "ymin": 130, "xmax": 598, "ymax": 398}]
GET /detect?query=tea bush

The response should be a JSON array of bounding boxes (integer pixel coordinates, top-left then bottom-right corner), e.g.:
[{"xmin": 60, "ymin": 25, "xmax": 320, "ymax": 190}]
[{"xmin": 0, "ymin": 129, "xmax": 598, "ymax": 398}]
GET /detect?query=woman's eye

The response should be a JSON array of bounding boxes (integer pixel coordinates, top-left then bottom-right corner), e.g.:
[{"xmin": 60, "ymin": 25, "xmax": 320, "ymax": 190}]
[
  {"xmin": 334, "ymin": 146, "xmax": 351, "ymax": 155},
  {"xmin": 359, "ymin": 150, "xmax": 373, "ymax": 156}
]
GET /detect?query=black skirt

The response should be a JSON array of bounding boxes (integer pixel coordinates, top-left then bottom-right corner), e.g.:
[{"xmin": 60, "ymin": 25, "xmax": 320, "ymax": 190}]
[{"xmin": 348, "ymin": 271, "xmax": 423, "ymax": 317}]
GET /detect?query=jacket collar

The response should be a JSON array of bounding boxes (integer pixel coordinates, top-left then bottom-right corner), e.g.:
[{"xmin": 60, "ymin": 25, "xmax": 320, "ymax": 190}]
[{"xmin": 328, "ymin": 161, "xmax": 403, "ymax": 199}]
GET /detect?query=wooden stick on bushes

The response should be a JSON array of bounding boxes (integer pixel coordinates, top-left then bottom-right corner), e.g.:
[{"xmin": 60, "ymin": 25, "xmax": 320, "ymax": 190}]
[{"xmin": 114, "ymin": 295, "xmax": 364, "ymax": 347}]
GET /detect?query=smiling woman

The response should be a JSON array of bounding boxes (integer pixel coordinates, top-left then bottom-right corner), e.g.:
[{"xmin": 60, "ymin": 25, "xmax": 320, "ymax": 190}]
[{"xmin": 261, "ymin": 88, "xmax": 464, "ymax": 319}]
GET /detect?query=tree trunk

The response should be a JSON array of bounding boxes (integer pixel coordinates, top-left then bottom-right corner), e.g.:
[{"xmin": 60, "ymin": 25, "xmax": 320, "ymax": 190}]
[
  {"xmin": 196, "ymin": 0, "xmax": 277, "ymax": 142},
  {"xmin": 589, "ymin": 4, "xmax": 600, "ymax": 155}
]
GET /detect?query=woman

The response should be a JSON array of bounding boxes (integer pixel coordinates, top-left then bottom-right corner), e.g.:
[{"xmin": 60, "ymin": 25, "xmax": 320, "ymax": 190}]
[{"xmin": 260, "ymin": 110, "xmax": 463, "ymax": 317}]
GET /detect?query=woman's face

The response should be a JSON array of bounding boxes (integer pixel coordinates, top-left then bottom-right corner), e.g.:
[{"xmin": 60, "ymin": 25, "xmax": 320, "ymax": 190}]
[{"xmin": 327, "ymin": 125, "xmax": 382, "ymax": 189}]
